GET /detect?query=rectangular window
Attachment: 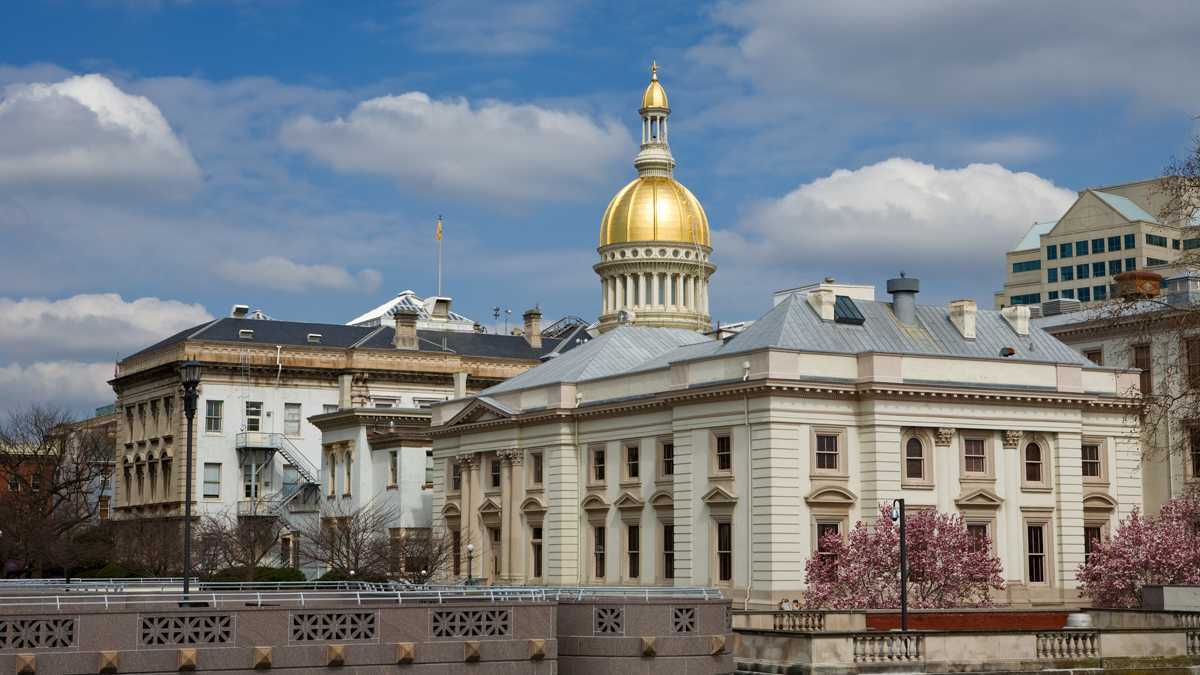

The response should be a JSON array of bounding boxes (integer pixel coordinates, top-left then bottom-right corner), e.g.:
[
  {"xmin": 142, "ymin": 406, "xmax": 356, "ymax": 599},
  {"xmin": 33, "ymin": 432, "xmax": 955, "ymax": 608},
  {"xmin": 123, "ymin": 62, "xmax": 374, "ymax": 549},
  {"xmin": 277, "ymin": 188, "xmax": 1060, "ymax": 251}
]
[
  {"xmin": 1011, "ymin": 293, "xmax": 1041, "ymax": 305},
  {"xmin": 322, "ymin": 404, "xmax": 338, "ymax": 414},
  {"xmin": 531, "ymin": 452, "xmax": 543, "ymax": 485},
  {"xmin": 815, "ymin": 433, "xmax": 840, "ymax": 471},
  {"xmin": 373, "ymin": 400, "xmax": 394, "ymax": 409},
  {"xmin": 1075, "ymin": 240, "xmax": 1088, "ymax": 256},
  {"xmin": 1046, "ymin": 245, "xmax": 1057, "ymax": 260},
  {"xmin": 1109, "ymin": 259, "xmax": 1122, "ymax": 275},
  {"xmin": 1027, "ymin": 524, "xmax": 1047, "ymax": 584},
  {"xmin": 1175, "ymin": 239, "xmax": 1182, "ymax": 250},
  {"xmin": 1188, "ymin": 338, "xmax": 1200, "ymax": 389},
  {"xmin": 1133, "ymin": 344, "xmax": 1152, "ymax": 395},
  {"xmin": 284, "ymin": 402, "xmax": 301, "ymax": 436},
  {"xmin": 964, "ymin": 438, "xmax": 986, "ymax": 474},
  {"xmin": 244, "ymin": 401, "xmax": 262, "ymax": 432},
  {"xmin": 1078, "ymin": 287, "xmax": 1091, "ymax": 302},
  {"xmin": 1094, "ymin": 285, "xmax": 1108, "ymax": 301},
  {"xmin": 1082, "ymin": 443, "xmax": 1102, "ymax": 479},
  {"xmin": 1083, "ymin": 349, "xmax": 1103, "ymax": 366},
  {"xmin": 327, "ymin": 453, "xmax": 337, "ymax": 496},
  {"xmin": 661, "ymin": 442, "xmax": 674, "ymax": 476},
  {"xmin": 1012, "ymin": 259, "xmax": 1041, "ymax": 273},
  {"xmin": 1048, "ymin": 290, "xmax": 1059, "ymax": 300},
  {"xmin": 663, "ymin": 524, "xmax": 675, "ymax": 580},
  {"xmin": 717, "ymin": 522, "xmax": 733, "ymax": 582},
  {"xmin": 967, "ymin": 524, "xmax": 988, "ymax": 552},
  {"xmin": 627, "ymin": 525, "xmax": 640, "ymax": 579},
  {"xmin": 1061, "ymin": 266, "xmax": 1074, "ymax": 281},
  {"xmin": 452, "ymin": 530, "xmax": 461, "ymax": 576},
  {"xmin": 1076, "ymin": 264, "xmax": 1089, "ymax": 280},
  {"xmin": 490, "ymin": 457, "xmax": 501, "ymax": 488},
  {"xmin": 1084, "ymin": 526, "xmax": 1102, "ymax": 561},
  {"xmin": 1187, "ymin": 239, "xmax": 1200, "ymax": 250},
  {"xmin": 204, "ymin": 400, "xmax": 223, "ymax": 433},
  {"xmin": 1047, "ymin": 268, "xmax": 1058, "ymax": 283},
  {"xmin": 1062, "ymin": 288, "xmax": 1075, "ymax": 299},
  {"xmin": 283, "ymin": 464, "xmax": 298, "ymax": 495},
  {"xmin": 344, "ymin": 454, "xmax": 352, "ymax": 496},
  {"xmin": 242, "ymin": 463, "xmax": 258, "ymax": 499},
  {"xmin": 451, "ymin": 461, "xmax": 462, "ymax": 491},
  {"xmin": 388, "ymin": 450, "xmax": 398, "ymax": 485},
  {"xmin": 97, "ymin": 495, "xmax": 110, "ymax": 520},
  {"xmin": 1146, "ymin": 233, "xmax": 1167, "ymax": 247},
  {"xmin": 1060, "ymin": 243, "xmax": 1072, "ymax": 258},
  {"xmin": 592, "ymin": 448, "xmax": 606, "ymax": 482},
  {"xmin": 626, "ymin": 445, "xmax": 639, "ymax": 479},
  {"xmin": 816, "ymin": 522, "xmax": 840, "ymax": 560},
  {"xmin": 531, "ymin": 526, "xmax": 543, "ymax": 578},
  {"xmin": 1092, "ymin": 238, "xmax": 1105, "ymax": 253},
  {"xmin": 1108, "ymin": 235, "xmax": 1122, "ymax": 252},
  {"xmin": 1093, "ymin": 262, "xmax": 1106, "ymax": 278},
  {"xmin": 1124, "ymin": 233, "xmax": 1136, "ymax": 250},
  {"xmin": 1148, "ymin": 257, "xmax": 1169, "ymax": 267},
  {"xmin": 1126, "ymin": 257, "xmax": 1137, "ymax": 271},
  {"xmin": 203, "ymin": 463, "xmax": 221, "ymax": 498},
  {"xmin": 594, "ymin": 525, "xmax": 606, "ymax": 579},
  {"xmin": 715, "ymin": 434, "xmax": 732, "ymax": 472},
  {"xmin": 1190, "ymin": 428, "xmax": 1200, "ymax": 478}
]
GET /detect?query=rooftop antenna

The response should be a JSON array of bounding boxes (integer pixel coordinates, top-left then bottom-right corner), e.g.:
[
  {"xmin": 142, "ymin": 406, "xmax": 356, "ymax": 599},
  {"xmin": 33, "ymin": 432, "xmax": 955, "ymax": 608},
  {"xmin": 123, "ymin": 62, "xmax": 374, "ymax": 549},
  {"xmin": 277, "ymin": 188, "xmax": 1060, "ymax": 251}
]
[{"xmin": 435, "ymin": 215, "xmax": 444, "ymax": 297}]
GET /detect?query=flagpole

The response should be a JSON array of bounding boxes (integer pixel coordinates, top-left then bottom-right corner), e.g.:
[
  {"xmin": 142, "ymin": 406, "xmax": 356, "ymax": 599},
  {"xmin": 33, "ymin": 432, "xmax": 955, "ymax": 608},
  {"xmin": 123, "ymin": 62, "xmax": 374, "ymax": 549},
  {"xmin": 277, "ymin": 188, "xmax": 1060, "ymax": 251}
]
[{"xmin": 436, "ymin": 215, "xmax": 443, "ymax": 297}]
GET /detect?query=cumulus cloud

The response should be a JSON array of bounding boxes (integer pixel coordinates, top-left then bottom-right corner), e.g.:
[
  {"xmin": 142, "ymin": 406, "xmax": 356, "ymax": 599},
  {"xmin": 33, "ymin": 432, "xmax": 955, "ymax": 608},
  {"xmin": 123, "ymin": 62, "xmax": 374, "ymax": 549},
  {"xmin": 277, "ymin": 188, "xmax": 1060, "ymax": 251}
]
[
  {"xmin": 0, "ymin": 293, "xmax": 212, "ymax": 363},
  {"xmin": 0, "ymin": 361, "xmax": 116, "ymax": 416},
  {"xmin": 0, "ymin": 74, "xmax": 201, "ymax": 195},
  {"xmin": 696, "ymin": 0, "xmax": 1200, "ymax": 110},
  {"xmin": 713, "ymin": 158, "xmax": 1076, "ymax": 309},
  {"xmin": 955, "ymin": 135, "xmax": 1054, "ymax": 163},
  {"xmin": 216, "ymin": 257, "xmax": 383, "ymax": 293},
  {"xmin": 281, "ymin": 92, "xmax": 631, "ymax": 203}
]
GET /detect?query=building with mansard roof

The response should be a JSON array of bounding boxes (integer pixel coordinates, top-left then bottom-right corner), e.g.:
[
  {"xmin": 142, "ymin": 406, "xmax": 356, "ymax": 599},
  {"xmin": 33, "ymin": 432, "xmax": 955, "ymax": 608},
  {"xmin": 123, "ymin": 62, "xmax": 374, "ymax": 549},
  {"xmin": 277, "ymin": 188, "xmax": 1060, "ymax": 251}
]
[{"xmin": 429, "ymin": 65, "xmax": 1144, "ymax": 607}]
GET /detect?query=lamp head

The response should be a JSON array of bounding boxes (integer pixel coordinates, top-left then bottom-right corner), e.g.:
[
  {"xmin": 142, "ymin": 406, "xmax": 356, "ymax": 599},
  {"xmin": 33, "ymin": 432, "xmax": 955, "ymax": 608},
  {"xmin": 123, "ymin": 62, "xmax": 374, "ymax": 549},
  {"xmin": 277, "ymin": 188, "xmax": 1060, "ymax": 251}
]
[
  {"xmin": 178, "ymin": 361, "xmax": 203, "ymax": 388},
  {"xmin": 466, "ymin": 543, "xmax": 475, "ymax": 553}
]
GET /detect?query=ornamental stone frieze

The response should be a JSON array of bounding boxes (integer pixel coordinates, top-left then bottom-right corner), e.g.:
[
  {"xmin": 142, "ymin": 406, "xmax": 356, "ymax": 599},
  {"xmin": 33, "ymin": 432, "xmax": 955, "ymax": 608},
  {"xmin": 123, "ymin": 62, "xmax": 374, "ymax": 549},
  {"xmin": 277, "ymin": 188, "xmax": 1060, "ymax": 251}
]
[
  {"xmin": 935, "ymin": 428, "xmax": 955, "ymax": 446},
  {"xmin": 456, "ymin": 453, "xmax": 478, "ymax": 467},
  {"xmin": 1003, "ymin": 430, "xmax": 1023, "ymax": 449}
]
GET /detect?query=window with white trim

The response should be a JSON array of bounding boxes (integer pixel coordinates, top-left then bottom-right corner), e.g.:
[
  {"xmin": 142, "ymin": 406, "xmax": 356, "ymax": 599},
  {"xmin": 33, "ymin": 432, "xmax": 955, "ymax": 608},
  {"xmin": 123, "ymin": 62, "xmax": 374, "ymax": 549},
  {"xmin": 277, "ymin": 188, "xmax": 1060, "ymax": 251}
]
[
  {"xmin": 202, "ymin": 463, "xmax": 221, "ymax": 498},
  {"xmin": 244, "ymin": 401, "xmax": 263, "ymax": 432},
  {"xmin": 284, "ymin": 402, "xmax": 301, "ymax": 436},
  {"xmin": 204, "ymin": 400, "xmax": 223, "ymax": 433}
]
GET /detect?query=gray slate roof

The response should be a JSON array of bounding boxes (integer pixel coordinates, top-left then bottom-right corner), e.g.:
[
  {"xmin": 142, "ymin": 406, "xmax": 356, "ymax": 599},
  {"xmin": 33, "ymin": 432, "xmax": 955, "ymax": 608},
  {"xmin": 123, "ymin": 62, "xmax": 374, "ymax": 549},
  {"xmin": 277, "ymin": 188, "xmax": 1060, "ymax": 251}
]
[{"xmin": 479, "ymin": 293, "xmax": 1095, "ymax": 396}]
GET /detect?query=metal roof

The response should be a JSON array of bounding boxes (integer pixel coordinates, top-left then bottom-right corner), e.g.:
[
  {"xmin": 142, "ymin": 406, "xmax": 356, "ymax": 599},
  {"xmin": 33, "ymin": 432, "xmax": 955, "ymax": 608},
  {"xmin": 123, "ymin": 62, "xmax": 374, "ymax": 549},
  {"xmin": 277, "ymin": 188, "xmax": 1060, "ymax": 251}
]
[
  {"xmin": 347, "ymin": 290, "xmax": 474, "ymax": 327},
  {"xmin": 1011, "ymin": 220, "xmax": 1057, "ymax": 252},
  {"xmin": 1093, "ymin": 190, "xmax": 1159, "ymax": 224}
]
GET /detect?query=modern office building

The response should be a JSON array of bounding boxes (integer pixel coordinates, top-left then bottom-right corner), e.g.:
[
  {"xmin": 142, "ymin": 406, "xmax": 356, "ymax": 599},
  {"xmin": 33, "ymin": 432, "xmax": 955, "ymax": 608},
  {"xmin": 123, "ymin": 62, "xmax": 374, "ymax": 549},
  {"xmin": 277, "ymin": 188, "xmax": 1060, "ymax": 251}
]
[{"xmin": 994, "ymin": 179, "xmax": 1192, "ymax": 309}]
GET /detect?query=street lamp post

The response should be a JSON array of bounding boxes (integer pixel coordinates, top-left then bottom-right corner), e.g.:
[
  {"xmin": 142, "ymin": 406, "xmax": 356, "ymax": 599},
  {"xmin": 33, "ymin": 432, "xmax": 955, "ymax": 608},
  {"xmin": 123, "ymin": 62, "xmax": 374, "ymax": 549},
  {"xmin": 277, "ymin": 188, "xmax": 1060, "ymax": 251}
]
[
  {"xmin": 466, "ymin": 543, "xmax": 475, "ymax": 584},
  {"xmin": 178, "ymin": 361, "xmax": 203, "ymax": 599}
]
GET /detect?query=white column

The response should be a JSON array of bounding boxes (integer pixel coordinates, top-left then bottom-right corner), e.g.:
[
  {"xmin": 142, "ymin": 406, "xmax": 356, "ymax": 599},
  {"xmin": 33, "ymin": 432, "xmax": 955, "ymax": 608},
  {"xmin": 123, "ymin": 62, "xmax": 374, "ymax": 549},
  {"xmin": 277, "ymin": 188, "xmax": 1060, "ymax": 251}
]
[
  {"xmin": 626, "ymin": 274, "xmax": 634, "ymax": 308},
  {"xmin": 651, "ymin": 273, "xmax": 660, "ymax": 309},
  {"xmin": 675, "ymin": 274, "xmax": 683, "ymax": 310},
  {"xmin": 637, "ymin": 273, "xmax": 646, "ymax": 307},
  {"xmin": 701, "ymin": 278, "xmax": 709, "ymax": 314}
]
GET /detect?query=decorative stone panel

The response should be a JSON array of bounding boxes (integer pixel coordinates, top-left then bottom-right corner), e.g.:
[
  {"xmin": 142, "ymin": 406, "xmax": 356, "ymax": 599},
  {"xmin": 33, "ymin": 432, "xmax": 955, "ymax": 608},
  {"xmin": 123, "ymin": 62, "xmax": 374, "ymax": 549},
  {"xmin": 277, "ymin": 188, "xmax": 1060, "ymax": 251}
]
[
  {"xmin": 935, "ymin": 428, "xmax": 954, "ymax": 447},
  {"xmin": 290, "ymin": 612, "xmax": 377, "ymax": 642},
  {"xmin": 141, "ymin": 615, "xmax": 233, "ymax": 646},
  {"xmin": 1003, "ymin": 430, "xmax": 1023, "ymax": 449},
  {"xmin": 430, "ymin": 609, "xmax": 511, "ymax": 638},
  {"xmin": 671, "ymin": 607, "xmax": 697, "ymax": 633},
  {"xmin": 0, "ymin": 618, "xmax": 76, "ymax": 650},
  {"xmin": 594, "ymin": 606, "xmax": 624, "ymax": 635}
]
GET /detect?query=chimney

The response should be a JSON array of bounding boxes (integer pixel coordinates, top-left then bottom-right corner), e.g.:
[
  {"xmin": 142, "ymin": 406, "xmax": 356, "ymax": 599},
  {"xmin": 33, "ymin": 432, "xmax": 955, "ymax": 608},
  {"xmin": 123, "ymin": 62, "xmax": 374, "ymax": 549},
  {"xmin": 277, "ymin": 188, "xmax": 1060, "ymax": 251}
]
[
  {"xmin": 523, "ymin": 307, "xmax": 543, "ymax": 349},
  {"xmin": 949, "ymin": 299, "xmax": 977, "ymax": 339},
  {"xmin": 807, "ymin": 289, "xmax": 836, "ymax": 321},
  {"xmin": 1113, "ymin": 270, "xmax": 1163, "ymax": 301},
  {"xmin": 230, "ymin": 304, "xmax": 249, "ymax": 318},
  {"xmin": 1001, "ymin": 305, "xmax": 1030, "ymax": 336},
  {"xmin": 392, "ymin": 307, "xmax": 419, "ymax": 350},
  {"xmin": 886, "ymin": 274, "xmax": 919, "ymax": 325},
  {"xmin": 425, "ymin": 296, "xmax": 452, "ymax": 321},
  {"xmin": 453, "ymin": 371, "xmax": 468, "ymax": 399}
]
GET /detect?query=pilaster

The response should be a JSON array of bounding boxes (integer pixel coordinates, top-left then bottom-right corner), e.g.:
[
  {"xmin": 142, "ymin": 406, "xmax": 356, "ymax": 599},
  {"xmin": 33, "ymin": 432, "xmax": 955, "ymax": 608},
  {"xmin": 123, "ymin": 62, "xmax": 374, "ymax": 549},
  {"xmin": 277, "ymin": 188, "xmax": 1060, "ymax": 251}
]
[
  {"xmin": 858, "ymin": 423, "xmax": 903, "ymax": 522},
  {"xmin": 545, "ymin": 439, "xmax": 580, "ymax": 584},
  {"xmin": 1054, "ymin": 431, "xmax": 1085, "ymax": 593}
]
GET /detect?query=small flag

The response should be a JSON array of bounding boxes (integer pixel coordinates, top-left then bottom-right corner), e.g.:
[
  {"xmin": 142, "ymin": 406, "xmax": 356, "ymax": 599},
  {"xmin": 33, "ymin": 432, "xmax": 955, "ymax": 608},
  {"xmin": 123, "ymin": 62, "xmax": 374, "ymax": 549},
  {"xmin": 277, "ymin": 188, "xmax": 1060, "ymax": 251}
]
[{"xmin": 435, "ymin": 215, "xmax": 443, "ymax": 241}]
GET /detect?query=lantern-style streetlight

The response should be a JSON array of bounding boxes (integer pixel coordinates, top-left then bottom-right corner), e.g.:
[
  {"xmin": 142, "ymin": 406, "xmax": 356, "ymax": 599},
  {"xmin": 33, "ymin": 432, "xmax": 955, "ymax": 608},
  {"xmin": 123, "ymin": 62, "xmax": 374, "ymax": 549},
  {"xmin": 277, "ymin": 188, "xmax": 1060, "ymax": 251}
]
[
  {"xmin": 466, "ymin": 543, "xmax": 475, "ymax": 584},
  {"xmin": 178, "ymin": 361, "xmax": 202, "ymax": 598}
]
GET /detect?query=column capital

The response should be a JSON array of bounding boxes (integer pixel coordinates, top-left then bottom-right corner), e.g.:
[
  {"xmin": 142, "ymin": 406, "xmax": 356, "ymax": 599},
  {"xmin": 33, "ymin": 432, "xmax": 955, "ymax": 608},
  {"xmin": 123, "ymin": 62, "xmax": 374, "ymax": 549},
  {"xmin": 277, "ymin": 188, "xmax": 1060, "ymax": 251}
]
[
  {"xmin": 1002, "ymin": 430, "xmax": 1023, "ymax": 449},
  {"xmin": 457, "ymin": 453, "xmax": 478, "ymax": 467},
  {"xmin": 934, "ymin": 427, "xmax": 955, "ymax": 447}
]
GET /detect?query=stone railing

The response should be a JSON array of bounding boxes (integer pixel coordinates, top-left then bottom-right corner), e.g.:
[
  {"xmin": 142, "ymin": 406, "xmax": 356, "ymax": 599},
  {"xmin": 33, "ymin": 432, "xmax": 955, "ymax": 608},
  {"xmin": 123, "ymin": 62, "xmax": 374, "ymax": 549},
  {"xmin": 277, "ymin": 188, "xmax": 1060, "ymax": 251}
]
[
  {"xmin": 774, "ymin": 611, "xmax": 826, "ymax": 631},
  {"xmin": 733, "ymin": 610, "xmax": 866, "ymax": 632},
  {"xmin": 1035, "ymin": 631, "xmax": 1099, "ymax": 659},
  {"xmin": 1188, "ymin": 631, "xmax": 1200, "ymax": 656},
  {"xmin": 852, "ymin": 634, "xmax": 923, "ymax": 662}
]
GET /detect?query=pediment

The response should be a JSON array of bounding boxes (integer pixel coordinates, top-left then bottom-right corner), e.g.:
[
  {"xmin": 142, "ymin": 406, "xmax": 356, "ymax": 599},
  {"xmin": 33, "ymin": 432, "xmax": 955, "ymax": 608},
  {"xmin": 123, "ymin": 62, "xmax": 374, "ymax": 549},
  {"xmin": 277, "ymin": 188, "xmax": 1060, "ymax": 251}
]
[
  {"xmin": 955, "ymin": 488, "xmax": 1003, "ymax": 509},
  {"xmin": 581, "ymin": 494, "xmax": 610, "ymax": 512},
  {"xmin": 1083, "ymin": 492, "xmax": 1118, "ymax": 511},
  {"xmin": 443, "ymin": 398, "xmax": 515, "ymax": 428},
  {"xmin": 614, "ymin": 491, "xmax": 645, "ymax": 511},
  {"xmin": 804, "ymin": 485, "xmax": 857, "ymax": 507},
  {"xmin": 521, "ymin": 496, "xmax": 547, "ymax": 513},
  {"xmin": 441, "ymin": 502, "xmax": 461, "ymax": 518},
  {"xmin": 478, "ymin": 497, "xmax": 502, "ymax": 514},
  {"xmin": 649, "ymin": 490, "xmax": 674, "ymax": 510},
  {"xmin": 701, "ymin": 485, "xmax": 738, "ymax": 505}
]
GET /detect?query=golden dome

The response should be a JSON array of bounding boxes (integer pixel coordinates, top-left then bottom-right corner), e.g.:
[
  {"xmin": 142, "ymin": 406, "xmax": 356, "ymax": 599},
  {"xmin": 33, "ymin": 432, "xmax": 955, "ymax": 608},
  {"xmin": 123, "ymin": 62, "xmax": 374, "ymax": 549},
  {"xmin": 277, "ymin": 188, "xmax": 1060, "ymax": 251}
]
[
  {"xmin": 599, "ymin": 176, "xmax": 710, "ymax": 248},
  {"xmin": 641, "ymin": 62, "xmax": 669, "ymax": 110}
]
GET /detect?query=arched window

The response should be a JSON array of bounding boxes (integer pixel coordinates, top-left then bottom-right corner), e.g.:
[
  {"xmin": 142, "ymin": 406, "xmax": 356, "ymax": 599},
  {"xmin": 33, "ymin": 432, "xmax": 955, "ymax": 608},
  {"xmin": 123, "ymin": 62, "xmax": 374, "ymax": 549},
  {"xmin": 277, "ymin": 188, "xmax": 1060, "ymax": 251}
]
[
  {"xmin": 1024, "ymin": 443, "xmax": 1042, "ymax": 483},
  {"xmin": 905, "ymin": 437, "xmax": 924, "ymax": 480}
]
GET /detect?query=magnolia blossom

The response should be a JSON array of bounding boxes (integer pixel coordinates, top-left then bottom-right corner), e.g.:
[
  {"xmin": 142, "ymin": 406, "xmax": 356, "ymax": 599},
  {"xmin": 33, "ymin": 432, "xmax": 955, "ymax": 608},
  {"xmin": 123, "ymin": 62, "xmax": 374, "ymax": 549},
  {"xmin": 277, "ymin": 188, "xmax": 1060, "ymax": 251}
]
[
  {"xmin": 1077, "ymin": 493, "xmax": 1200, "ymax": 608},
  {"xmin": 803, "ymin": 504, "xmax": 1005, "ymax": 609}
]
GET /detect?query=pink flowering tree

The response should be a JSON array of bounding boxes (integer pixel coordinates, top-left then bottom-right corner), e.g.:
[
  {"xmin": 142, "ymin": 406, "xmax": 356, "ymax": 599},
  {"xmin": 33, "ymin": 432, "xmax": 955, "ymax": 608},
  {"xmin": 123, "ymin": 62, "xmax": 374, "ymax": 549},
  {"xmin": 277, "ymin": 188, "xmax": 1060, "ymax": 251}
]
[
  {"xmin": 803, "ymin": 504, "xmax": 1004, "ymax": 609},
  {"xmin": 1077, "ymin": 493, "xmax": 1200, "ymax": 608}
]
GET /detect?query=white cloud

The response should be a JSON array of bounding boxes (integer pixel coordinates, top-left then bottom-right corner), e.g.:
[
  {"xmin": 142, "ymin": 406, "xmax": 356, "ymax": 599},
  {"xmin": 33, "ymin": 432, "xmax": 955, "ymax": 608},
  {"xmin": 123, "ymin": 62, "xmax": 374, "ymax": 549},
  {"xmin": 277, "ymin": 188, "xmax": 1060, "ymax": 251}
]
[
  {"xmin": 281, "ymin": 91, "xmax": 631, "ymax": 203},
  {"xmin": 696, "ymin": 0, "xmax": 1200, "ymax": 111},
  {"xmin": 955, "ymin": 135, "xmax": 1054, "ymax": 163},
  {"xmin": 0, "ymin": 74, "xmax": 202, "ymax": 195},
  {"xmin": 0, "ymin": 293, "xmax": 213, "ymax": 363},
  {"xmin": 713, "ymin": 158, "xmax": 1076, "ymax": 309},
  {"xmin": 216, "ymin": 257, "xmax": 383, "ymax": 293},
  {"xmin": 406, "ymin": 0, "xmax": 571, "ymax": 55},
  {"xmin": 0, "ymin": 361, "xmax": 116, "ymax": 416}
]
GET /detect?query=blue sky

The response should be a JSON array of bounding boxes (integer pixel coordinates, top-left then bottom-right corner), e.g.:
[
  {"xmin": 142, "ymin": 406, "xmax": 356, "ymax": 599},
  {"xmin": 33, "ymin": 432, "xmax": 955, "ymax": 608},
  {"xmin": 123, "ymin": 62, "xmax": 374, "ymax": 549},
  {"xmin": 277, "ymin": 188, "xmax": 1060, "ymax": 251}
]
[{"xmin": 1, "ymin": 0, "xmax": 1199, "ymax": 414}]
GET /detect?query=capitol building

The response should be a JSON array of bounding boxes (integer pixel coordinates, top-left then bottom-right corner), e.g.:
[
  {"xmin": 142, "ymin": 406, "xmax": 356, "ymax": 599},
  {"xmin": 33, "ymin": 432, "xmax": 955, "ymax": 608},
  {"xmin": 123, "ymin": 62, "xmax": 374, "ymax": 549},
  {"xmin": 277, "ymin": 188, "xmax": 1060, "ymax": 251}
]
[{"xmin": 430, "ymin": 66, "xmax": 1143, "ymax": 607}]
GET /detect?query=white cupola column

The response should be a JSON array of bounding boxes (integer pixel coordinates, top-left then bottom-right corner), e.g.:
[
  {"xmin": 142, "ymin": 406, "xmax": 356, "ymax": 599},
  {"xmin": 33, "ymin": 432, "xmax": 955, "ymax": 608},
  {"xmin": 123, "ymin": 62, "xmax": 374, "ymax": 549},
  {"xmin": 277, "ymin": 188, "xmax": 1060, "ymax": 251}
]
[{"xmin": 651, "ymin": 273, "xmax": 660, "ymax": 308}]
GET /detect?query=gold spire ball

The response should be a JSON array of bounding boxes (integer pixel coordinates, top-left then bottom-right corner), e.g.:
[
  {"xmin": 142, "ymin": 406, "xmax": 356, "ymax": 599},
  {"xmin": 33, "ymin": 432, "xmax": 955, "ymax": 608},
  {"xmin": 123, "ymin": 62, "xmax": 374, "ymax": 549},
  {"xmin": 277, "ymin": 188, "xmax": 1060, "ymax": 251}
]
[{"xmin": 598, "ymin": 62, "xmax": 710, "ymax": 249}]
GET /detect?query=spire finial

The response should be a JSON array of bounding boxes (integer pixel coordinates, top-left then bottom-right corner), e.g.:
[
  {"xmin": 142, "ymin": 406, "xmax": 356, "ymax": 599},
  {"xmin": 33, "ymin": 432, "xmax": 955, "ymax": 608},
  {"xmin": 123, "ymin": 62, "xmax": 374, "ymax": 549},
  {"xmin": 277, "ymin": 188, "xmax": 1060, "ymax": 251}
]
[{"xmin": 651, "ymin": 60, "xmax": 658, "ymax": 81}]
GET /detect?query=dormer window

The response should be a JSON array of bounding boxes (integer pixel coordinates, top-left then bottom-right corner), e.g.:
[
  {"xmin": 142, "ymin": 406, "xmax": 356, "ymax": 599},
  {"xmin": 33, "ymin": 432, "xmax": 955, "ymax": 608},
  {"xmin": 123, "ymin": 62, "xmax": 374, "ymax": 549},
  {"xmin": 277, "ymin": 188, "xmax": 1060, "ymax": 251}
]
[
  {"xmin": 307, "ymin": 333, "xmax": 322, "ymax": 344},
  {"xmin": 238, "ymin": 329, "xmax": 254, "ymax": 340}
]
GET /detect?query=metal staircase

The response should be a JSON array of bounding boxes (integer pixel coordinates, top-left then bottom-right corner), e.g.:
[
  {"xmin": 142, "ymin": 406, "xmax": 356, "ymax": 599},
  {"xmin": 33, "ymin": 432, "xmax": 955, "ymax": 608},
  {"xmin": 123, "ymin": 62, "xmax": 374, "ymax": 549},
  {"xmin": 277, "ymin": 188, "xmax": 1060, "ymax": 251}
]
[{"xmin": 235, "ymin": 432, "xmax": 321, "ymax": 517}]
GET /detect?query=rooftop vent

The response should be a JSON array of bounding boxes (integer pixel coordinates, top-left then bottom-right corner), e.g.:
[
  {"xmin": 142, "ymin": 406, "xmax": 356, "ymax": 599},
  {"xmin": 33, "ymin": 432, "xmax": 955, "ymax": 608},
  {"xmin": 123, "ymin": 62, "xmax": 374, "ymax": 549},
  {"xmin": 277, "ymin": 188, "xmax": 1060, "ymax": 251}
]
[
  {"xmin": 886, "ymin": 273, "xmax": 919, "ymax": 325},
  {"xmin": 231, "ymin": 304, "xmax": 250, "ymax": 318},
  {"xmin": 238, "ymin": 329, "xmax": 254, "ymax": 340},
  {"xmin": 307, "ymin": 333, "xmax": 322, "ymax": 344},
  {"xmin": 1040, "ymin": 298, "xmax": 1081, "ymax": 317}
]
